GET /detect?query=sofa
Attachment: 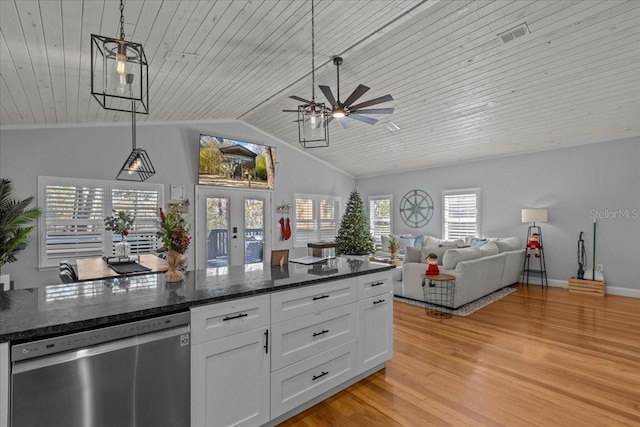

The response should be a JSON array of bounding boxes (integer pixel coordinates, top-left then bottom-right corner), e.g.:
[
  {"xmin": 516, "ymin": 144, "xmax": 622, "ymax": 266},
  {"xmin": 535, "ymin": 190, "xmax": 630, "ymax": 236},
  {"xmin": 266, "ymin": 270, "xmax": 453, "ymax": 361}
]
[{"xmin": 400, "ymin": 236, "xmax": 525, "ymax": 309}]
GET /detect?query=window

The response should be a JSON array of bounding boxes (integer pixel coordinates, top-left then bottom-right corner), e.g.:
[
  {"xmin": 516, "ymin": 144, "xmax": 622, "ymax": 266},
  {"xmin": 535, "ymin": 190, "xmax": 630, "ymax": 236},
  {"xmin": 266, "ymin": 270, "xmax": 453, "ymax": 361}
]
[
  {"xmin": 293, "ymin": 194, "xmax": 340, "ymax": 247},
  {"xmin": 38, "ymin": 176, "xmax": 163, "ymax": 268},
  {"xmin": 442, "ymin": 188, "xmax": 481, "ymax": 240},
  {"xmin": 369, "ymin": 195, "xmax": 392, "ymax": 243}
]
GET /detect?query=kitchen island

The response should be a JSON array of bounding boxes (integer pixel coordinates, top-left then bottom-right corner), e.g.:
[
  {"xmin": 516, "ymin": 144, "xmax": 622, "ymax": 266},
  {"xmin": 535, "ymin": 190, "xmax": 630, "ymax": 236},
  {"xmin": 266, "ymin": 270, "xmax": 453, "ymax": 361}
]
[{"xmin": 1, "ymin": 258, "xmax": 394, "ymax": 427}]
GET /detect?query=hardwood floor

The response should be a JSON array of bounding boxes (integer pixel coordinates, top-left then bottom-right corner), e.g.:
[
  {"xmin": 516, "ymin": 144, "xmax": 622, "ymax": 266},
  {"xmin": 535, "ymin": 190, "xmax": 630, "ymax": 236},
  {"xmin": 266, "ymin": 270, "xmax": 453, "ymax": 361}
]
[{"xmin": 278, "ymin": 285, "xmax": 640, "ymax": 426}]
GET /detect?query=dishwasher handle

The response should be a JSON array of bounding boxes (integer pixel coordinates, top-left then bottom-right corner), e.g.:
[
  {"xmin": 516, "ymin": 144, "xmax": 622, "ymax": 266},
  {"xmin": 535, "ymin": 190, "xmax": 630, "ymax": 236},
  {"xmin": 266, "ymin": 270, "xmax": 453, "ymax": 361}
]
[{"xmin": 12, "ymin": 324, "xmax": 189, "ymax": 375}]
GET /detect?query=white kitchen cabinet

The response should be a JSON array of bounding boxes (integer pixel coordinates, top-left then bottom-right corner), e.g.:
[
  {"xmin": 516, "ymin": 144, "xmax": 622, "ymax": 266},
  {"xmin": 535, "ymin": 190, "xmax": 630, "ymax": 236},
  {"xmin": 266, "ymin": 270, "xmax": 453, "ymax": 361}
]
[
  {"xmin": 270, "ymin": 340, "xmax": 357, "ymax": 419},
  {"xmin": 270, "ymin": 303, "xmax": 357, "ymax": 371},
  {"xmin": 357, "ymin": 291, "xmax": 394, "ymax": 374},
  {"xmin": 191, "ymin": 327, "xmax": 270, "ymax": 427},
  {"xmin": 191, "ymin": 294, "xmax": 271, "ymax": 427}
]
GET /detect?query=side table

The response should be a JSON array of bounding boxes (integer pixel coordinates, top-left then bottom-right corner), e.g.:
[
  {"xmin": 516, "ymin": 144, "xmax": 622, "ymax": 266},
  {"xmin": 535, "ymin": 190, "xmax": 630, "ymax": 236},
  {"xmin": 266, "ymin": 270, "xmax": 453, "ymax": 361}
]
[{"xmin": 421, "ymin": 273, "xmax": 456, "ymax": 318}]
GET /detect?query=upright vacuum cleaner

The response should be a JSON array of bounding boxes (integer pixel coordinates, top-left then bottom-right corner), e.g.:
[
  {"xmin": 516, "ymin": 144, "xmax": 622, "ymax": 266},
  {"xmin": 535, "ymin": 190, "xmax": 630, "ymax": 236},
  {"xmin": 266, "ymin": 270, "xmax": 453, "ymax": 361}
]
[{"xmin": 577, "ymin": 232, "xmax": 586, "ymax": 279}]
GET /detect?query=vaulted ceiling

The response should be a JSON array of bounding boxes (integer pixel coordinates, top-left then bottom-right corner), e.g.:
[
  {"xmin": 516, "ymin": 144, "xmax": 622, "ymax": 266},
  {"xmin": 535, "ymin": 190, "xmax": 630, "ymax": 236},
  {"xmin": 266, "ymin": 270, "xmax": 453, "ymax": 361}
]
[{"xmin": 1, "ymin": 0, "xmax": 639, "ymax": 177}]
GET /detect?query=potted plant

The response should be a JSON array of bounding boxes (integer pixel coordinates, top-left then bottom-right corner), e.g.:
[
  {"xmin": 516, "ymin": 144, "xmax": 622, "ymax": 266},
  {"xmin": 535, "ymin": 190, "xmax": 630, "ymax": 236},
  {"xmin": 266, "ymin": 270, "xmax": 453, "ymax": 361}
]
[
  {"xmin": 104, "ymin": 210, "xmax": 135, "ymax": 257},
  {"xmin": 0, "ymin": 179, "xmax": 41, "ymax": 290},
  {"xmin": 388, "ymin": 235, "xmax": 400, "ymax": 260},
  {"xmin": 335, "ymin": 189, "xmax": 375, "ymax": 257},
  {"xmin": 157, "ymin": 207, "xmax": 191, "ymax": 282}
]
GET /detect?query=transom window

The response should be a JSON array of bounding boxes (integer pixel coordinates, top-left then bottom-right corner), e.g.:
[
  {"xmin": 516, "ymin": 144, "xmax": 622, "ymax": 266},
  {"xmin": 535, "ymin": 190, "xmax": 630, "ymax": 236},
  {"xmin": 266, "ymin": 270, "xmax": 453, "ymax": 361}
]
[
  {"xmin": 38, "ymin": 176, "xmax": 163, "ymax": 268},
  {"xmin": 293, "ymin": 194, "xmax": 340, "ymax": 247},
  {"xmin": 442, "ymin": 188, "xmax": 481, "ymax": 240}
]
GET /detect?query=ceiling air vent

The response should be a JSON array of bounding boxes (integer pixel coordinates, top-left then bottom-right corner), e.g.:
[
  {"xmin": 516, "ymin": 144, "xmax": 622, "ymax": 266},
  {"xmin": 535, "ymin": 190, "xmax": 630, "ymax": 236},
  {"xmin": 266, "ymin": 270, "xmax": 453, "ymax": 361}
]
[{"xmin": 498, "ymin": 23, "xmax": 529, "ymax": 44}]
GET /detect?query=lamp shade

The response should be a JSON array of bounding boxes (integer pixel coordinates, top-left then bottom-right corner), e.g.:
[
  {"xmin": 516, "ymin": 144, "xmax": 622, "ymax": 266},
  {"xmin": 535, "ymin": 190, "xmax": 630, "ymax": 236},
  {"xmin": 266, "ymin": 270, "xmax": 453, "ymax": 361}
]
[{"xmin": 521, "ymin": 208, "xmax": 548, "ymax": 223}]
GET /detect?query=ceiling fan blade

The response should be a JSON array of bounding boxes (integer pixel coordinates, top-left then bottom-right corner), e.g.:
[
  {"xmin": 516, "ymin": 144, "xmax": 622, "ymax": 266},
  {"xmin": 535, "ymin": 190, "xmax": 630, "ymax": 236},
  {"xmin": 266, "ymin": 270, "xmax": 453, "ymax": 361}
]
[
  {"xmin": 349, "ymin": 94, "xmax": 393, "ymax": 111},
  {"xmin": 342, "ymin": 84, "xmax": 370, "ymax": 108},
  {"xmin": 282, "ymin": 109, "xmax": 299, "ymax": 112},
  {"xmin": 289, "ymin": 95, "xmax": 313, "ymax": 104},
  {"xmin": 351, "ymin": 108, "xmax": 394, "ymax": 115},
  {"xmin": 338, "ymin": 117, "xmax": 351, "ymax": 129},
  {"xmin": 319, "ymin": 85, "xmax": 338, "ymax": 109},
  {"xmin": 349, "ymin": 114, "xmax": 379, "ymax": 125}
]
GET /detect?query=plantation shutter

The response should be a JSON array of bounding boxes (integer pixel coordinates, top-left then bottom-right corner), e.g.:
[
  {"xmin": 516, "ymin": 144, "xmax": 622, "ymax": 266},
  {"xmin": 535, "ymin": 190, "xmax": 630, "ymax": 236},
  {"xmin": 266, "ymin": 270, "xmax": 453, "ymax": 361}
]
[
  {"xmin": 293, "ymin": 195, "xmax": 340, "ymax": 247},
  {"xmin": 43, "ymin": 184, "xmax": 105, "ymax": 264},
  {"xmin": 111, "ymin": 187, "xmax": 161, "ymax": 254},
  {"xmin": 319, "ymin": 199, "xmax": 338, "ymax": 242},
  {"xmin": 294, "ymin": 198, "xmax": 315, "ymax": 246},
  {"xmin": 443, "ymin": 189, "xmax": 480, "ymax": 240}
]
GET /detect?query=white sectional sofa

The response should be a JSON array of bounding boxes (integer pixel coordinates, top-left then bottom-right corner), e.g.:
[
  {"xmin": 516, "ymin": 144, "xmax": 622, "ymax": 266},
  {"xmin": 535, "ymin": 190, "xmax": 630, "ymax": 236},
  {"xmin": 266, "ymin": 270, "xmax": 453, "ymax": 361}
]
[{"xmin": 400, "ymin": 237, "xmax": 525, "ymax": 309}]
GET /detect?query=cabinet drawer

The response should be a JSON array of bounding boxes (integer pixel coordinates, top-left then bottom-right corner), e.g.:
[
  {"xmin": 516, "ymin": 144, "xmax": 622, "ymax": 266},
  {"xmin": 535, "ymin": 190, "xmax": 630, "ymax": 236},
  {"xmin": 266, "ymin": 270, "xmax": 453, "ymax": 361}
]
[
  {"xmin": 271, "ymin": 303, "xmax": 357, "ymax": 371},
  {"xmin": 271, "ymin": 340, "xmax": 357, "ymax": 419},
  {"xmin": 357, "ymin": 271, "xmax": 392, "ymax": 299},
  {"xmin": 190, "ymin": 294, "xmax": 270, "ymax": 345},
  {"xmin": 271, "ymin": 279, "xmax": 356, "ymax": 323}
]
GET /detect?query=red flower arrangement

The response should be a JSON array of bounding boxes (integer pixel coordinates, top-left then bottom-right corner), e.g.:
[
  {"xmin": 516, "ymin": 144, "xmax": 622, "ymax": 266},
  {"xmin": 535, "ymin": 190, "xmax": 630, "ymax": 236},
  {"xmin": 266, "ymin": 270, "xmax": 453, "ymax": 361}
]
[{"xmin": 157, "ymin": 207, "xmax": 191, "ymax": 254}]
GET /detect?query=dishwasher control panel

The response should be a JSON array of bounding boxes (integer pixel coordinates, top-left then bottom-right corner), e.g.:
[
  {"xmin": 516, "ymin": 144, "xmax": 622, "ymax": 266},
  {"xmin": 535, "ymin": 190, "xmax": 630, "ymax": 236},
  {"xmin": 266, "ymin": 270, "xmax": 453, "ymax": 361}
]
[{"xmin": 11, "ymin": 311, "xmax": 191, "ymax": 362}]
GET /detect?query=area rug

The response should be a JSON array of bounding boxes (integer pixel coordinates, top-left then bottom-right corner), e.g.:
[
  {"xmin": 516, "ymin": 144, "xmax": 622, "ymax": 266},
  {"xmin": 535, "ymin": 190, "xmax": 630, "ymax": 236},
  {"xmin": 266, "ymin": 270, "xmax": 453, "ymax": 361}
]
[{"xmin": 394, "ymin": 287, "xmax": 515, "ymax": 316}]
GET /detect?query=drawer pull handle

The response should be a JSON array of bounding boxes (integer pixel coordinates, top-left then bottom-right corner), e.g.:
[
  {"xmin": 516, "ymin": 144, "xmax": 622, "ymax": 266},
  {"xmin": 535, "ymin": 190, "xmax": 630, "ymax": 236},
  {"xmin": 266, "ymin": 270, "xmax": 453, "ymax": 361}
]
[
  {"xmin": 371, "ymin": 281, "xmax": 385, "ymax": 287},
  {"xmin": 312, "ymin": 329, "xmax": 329, "ymax": 337},
  {"xmin": 312, "ymin": 371, "xmax": 329, "ymax": 381},
  {"xmin": 373, "ymin": 299, "xmax": 386, "ymax": 305},
  {"xmin": 312, "ymin": 295, "xmax": 330, "ymax": 301},
  {"xmin": 223, "ymin": 313, "xmax": 248, "ymax": 321}
]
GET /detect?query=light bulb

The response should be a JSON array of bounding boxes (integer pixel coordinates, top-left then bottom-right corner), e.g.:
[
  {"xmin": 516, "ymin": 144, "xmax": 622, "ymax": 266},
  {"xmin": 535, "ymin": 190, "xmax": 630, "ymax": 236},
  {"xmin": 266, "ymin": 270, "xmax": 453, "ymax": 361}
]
[
  {"xmin": 128, "ymin": 157, "xmax": 142, "ymax": 174},
  {"xmin": 332, "ymin": 108, "xmax": 345, "ymax": 118}
]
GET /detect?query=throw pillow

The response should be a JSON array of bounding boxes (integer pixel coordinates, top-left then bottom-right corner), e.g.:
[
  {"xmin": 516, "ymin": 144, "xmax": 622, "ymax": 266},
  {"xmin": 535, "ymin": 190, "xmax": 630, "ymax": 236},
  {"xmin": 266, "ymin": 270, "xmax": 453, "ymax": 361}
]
[
  {"xmin": 442, "ymin": 247, "xmax": 482, "ymax": 270},
  {"xmin": 479, "ymin": 241, "xmax": 499, "ymax": 257},
  {"xmin": 494, "ymin": 237, "xmax": 521, "ymax": 253},
  {"xmin": 439, "ymin": 239, "xmax": 465, "ymax": 247},
  {"xmin": 422, "ymin": 235, "xmax": 443, "ymax": 248},
  {"xmin": 468, "ymin": 237, "xmax": 488, "ymax": 247},
  {"xmin": 421, "ymin": 246, "xmax": 448, "ymax": 265},
  {"xmin": 399, "ymin": 236, "xmax": 415, "ymax": 253},
  {"xmin": 404, "ymin": 246, "xmax": 422, "ymax": 263}
]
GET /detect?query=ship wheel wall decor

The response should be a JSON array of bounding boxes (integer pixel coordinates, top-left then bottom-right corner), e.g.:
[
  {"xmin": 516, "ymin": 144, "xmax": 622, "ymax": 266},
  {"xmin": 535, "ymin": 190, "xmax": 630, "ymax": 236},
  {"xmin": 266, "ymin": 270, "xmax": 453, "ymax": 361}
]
[{"xmin": 400, "ymin": 190, "xmax": 434, "ymax": 228}]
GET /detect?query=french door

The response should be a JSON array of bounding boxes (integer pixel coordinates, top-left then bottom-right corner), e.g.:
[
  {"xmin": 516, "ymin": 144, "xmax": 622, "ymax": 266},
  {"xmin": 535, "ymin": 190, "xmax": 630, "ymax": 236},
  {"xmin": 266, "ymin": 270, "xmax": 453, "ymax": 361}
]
[{"xmin": 195, "ymin": 187, "xmax": 271, "ymax": 269}]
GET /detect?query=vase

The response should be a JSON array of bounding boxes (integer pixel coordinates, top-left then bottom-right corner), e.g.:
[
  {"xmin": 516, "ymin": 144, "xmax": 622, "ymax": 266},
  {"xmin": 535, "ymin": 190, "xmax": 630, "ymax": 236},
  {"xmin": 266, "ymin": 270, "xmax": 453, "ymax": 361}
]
[
  {"xmin": 165, "ymin": 250, "xmax": 185, "ymax": 282},
  {"xmin": 115, "ymin": 237, "xmax": 131, "ymax": 258}
]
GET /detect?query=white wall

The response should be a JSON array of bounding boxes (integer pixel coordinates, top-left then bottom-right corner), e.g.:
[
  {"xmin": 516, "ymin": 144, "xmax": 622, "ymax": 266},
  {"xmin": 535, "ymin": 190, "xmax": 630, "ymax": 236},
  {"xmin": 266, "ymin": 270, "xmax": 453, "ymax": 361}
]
[
  {"xmin": 0, "ymin": 120, "xmax": 355, "ymax": 288},
  {"xmin": 356, "ymin": 137, "xmax": 640, "ymax": 296}
]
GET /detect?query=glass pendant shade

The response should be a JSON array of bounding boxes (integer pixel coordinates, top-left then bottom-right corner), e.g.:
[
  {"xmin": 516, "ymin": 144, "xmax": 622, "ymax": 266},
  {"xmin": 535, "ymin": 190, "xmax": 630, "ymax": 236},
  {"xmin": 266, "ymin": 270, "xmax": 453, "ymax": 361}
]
[
  {"xmin": 91, "ymin": 34, "xmax": 149, "ymax": 114},
  {"xmin": 298, "ymin": 104, "xmax": 329, "ymax": 148}
]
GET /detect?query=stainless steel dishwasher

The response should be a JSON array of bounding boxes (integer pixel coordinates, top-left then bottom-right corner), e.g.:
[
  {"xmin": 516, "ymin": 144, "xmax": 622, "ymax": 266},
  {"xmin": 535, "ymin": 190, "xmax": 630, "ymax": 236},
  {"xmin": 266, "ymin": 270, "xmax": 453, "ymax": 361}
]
[{"xmin": 10, "ymin": 311, "xmax": 190, "ymax": 427}]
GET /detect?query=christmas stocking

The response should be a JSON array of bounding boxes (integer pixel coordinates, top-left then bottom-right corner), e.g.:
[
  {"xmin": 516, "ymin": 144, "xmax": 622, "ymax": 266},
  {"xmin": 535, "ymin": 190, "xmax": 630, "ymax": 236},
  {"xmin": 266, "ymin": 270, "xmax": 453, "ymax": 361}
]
[
  {"xmin": 284, "ymin": 217, "xmax": 292, "ymax": 240},
  {"xmin": 278, "ymin": 217, "xmax": 286, "ymax": 241}
]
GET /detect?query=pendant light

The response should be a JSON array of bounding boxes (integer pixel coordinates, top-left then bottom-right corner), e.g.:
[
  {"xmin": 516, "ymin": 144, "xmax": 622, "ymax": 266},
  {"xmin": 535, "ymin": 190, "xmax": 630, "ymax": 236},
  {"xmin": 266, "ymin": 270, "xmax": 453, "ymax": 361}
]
[
  {"xmin": 91, "ymin": 0, "xmax": 148, "ymax": 114},
  {"xmin": 296, "ymin": 0, "xmax": 329, "ymax": 148},
  {"xmin": 115, "ymin": 75, "xmax": 155, "ymax": 182}
]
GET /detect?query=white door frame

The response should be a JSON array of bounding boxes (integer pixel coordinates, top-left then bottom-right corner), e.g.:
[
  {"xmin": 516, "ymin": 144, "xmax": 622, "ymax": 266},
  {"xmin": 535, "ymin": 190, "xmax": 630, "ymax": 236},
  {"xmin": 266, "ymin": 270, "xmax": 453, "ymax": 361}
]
[{"xmin": 195, "ymin": 186, "xmax": 272, "ymax": 269}]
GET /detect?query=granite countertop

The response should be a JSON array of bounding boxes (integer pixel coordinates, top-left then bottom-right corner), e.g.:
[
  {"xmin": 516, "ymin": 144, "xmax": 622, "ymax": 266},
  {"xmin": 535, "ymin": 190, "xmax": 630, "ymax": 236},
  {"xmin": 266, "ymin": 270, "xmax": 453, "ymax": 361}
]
[{"xmin": 0, "ymin": 258, "xmax": 392, "ymax": 343}]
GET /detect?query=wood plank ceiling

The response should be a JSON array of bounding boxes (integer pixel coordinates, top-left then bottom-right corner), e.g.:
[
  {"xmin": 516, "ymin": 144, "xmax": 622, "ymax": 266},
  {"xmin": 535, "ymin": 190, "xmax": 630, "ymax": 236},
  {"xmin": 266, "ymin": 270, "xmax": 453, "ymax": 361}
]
[{"xmin": 1, "ymin": 0, "xmax": 639, "ymax": 177}]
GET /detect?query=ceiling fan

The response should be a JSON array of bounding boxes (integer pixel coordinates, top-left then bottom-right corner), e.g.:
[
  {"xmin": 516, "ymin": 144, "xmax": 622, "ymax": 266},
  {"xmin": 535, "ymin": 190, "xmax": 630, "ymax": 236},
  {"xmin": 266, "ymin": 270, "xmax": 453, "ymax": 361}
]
[{"xmin": 319, "ymin": 56, "xmax": 394, "ymax": 128}]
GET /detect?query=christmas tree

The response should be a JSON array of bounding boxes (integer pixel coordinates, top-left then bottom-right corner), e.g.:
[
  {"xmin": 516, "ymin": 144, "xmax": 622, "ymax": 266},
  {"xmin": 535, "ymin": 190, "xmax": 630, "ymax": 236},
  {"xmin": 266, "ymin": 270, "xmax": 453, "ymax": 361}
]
[{"xmin": 335, "ymin": 189, "xmax": 375, "ymax": 255}]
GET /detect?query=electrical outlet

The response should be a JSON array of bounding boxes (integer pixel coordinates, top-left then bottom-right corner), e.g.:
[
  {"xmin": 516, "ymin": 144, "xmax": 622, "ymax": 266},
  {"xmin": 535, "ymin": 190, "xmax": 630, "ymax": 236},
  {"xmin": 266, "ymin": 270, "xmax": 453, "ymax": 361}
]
[{"xmin": 596, "ymin": 264, "xmax": 603, "ymax": 272}]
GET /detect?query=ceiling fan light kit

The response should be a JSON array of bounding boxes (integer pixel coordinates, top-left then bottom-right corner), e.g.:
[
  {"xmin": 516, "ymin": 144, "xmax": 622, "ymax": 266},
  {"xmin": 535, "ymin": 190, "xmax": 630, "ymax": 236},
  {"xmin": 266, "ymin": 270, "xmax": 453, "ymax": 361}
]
[{"xmin": 319, "ymin": 56, "xmax": 395, "ymax": 129}]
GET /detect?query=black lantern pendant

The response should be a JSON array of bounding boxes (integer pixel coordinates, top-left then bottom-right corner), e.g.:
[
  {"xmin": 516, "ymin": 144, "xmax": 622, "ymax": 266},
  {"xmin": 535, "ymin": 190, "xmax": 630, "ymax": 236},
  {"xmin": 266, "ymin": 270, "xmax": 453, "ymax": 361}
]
[{"xmin": 91, "ymin": 0, "xmax": 148, "ymax": 114}]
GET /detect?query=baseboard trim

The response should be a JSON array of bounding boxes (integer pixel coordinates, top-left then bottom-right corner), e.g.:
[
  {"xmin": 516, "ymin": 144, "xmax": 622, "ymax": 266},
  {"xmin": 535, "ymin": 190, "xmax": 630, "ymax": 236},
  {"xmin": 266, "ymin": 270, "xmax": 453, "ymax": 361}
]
[{"xmin": 522, "ymin": 277, "xmax": 639, "ymax": 298}]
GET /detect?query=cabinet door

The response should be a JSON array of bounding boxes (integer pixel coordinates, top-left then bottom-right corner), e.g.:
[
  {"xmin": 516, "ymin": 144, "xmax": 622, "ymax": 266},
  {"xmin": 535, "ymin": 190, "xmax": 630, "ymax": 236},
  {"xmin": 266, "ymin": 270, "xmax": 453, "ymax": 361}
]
[
  {"xmin": 357, "ymin": 292, "xmax": 394, "ymax": 374},
  {"xmin": 191, "ymin": 328, "xmax": 270, "ymax": 427}
]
